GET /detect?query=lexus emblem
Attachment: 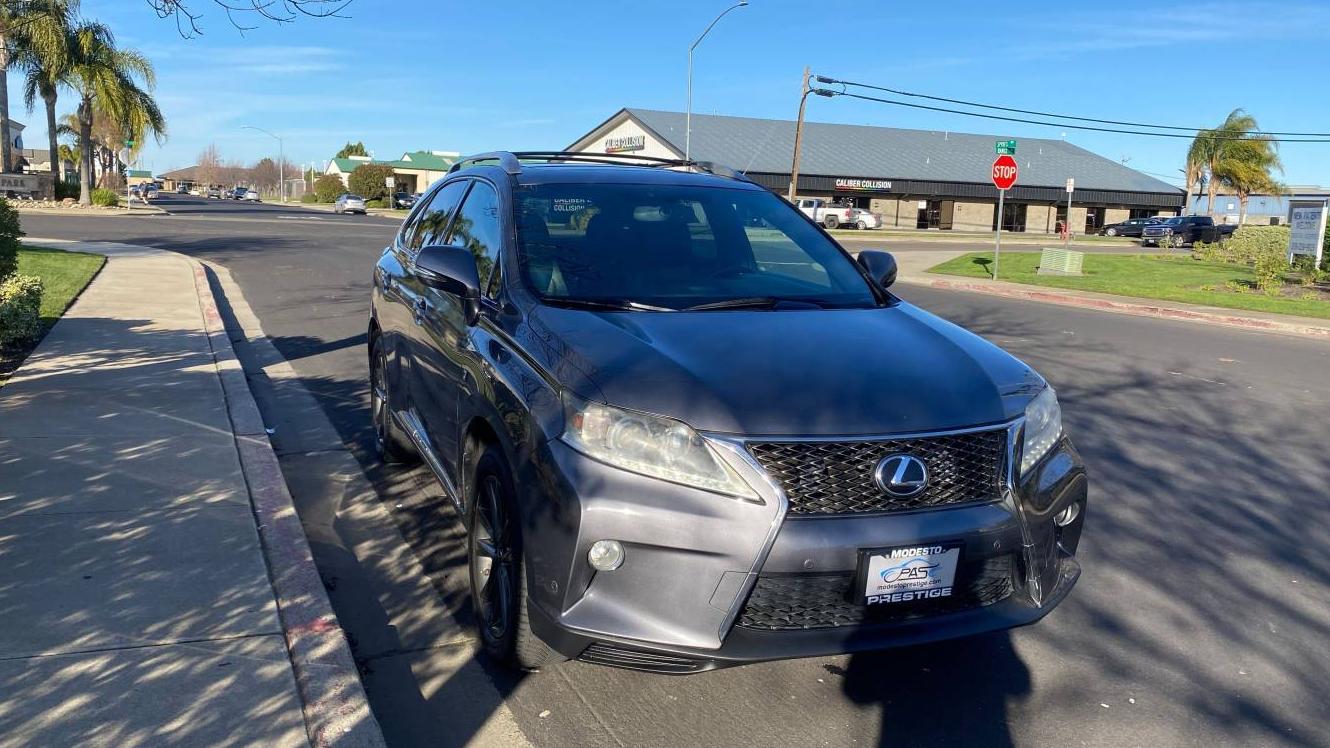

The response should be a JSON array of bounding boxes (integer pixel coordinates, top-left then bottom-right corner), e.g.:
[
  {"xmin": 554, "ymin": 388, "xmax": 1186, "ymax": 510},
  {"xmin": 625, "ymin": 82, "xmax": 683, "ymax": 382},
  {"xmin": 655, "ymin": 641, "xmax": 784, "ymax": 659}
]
[{"xmin": 874, "ymin": 454, "xmax": 929, "ymax": 498}]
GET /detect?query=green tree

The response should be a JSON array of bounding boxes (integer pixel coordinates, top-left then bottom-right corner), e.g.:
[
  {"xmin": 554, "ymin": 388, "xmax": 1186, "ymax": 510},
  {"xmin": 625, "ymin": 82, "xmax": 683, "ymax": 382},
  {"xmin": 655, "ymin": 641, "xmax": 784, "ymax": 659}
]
[
  {"xmin": 2, "ymin": 0, "xmax": 81, "ymax": 173},
  {"xmin": 335, "ymin": 141, "xmax": 368, "ymax": 159},
  {"xmin": 1213, "ymin": 134, "xmax": 1283, "ymax": 225},
  {"xmin": 66, "ymin": 24, "xmax": 165, "ymax": 204},
  {"xmin": 1197, "ymin": 109, "xmax": 1260, "ymax": 217},
  {"xmin": 313, "ymin": 173, "xmax": 344, "ymax": 203},
  {"xmin": 348, "ymin": 162, "xmax": 394, "ymax": 202}
]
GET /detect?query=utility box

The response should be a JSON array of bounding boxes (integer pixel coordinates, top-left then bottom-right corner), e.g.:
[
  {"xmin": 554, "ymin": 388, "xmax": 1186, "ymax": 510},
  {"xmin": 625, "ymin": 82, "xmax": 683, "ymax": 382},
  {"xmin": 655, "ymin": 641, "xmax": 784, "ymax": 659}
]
[{"xmin": 1038, "ymin": 247, "xmax": 1084, "ymax": 276}]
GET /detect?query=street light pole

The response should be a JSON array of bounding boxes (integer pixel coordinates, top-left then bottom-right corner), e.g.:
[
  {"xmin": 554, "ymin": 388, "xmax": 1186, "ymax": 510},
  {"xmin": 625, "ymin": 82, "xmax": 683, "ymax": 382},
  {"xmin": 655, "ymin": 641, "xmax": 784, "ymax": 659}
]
[
  {"xmin": 686, "ymin": 1, "xmax": 747, "ymax": 162},
  {"xmin": 787, "ymin": 66, "xmax": 811, "ymax": 202},
  {"xmin": 242, "ymin": 125, "xmax": 284, "ymax": 202}
]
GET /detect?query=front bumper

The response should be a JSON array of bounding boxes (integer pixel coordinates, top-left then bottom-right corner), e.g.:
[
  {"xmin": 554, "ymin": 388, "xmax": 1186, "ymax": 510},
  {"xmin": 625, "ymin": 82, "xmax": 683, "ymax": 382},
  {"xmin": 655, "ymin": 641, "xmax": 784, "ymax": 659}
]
[{"xmin": 519, "ymin": 427, "xmax": 1087, "ymax": 673}]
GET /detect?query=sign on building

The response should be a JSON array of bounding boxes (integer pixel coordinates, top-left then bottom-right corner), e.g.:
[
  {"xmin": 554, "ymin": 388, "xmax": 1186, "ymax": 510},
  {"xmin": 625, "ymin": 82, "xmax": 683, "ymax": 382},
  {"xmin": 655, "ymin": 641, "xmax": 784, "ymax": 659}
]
[
  {"xmin": 604, "ymin": 135, "xmax": 646, "ymax": 153},
  {"xmin": 834, "ymin": 178, "xmax": 892, "ymax": 191},
  {"xmin": 1287, "ymin": 199, "xmax": 1327, "ymax": 267}
]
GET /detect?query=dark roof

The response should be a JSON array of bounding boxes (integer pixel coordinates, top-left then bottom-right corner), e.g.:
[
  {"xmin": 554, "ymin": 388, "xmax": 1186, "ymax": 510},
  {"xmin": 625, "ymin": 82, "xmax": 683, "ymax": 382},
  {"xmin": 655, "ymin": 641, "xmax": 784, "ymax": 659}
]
[
  {"xmin": 600, "ymin": 108, "xmax": 1180, "ymax": 195},
  {"xmin": 160, "ymin": 166, "xmax": 197, "ymax": 180}
]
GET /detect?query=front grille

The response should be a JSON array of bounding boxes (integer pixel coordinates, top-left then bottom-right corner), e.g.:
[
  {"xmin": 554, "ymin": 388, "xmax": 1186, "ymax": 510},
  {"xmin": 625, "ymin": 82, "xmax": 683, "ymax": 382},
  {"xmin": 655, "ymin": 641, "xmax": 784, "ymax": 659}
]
[
  {"xmin": 736, "ymin": 554, "xmax": 1014, "ymax": 631},
  {"xmin": 748, "ymin": 429, "xmax": 1006, "ymax": 515}
]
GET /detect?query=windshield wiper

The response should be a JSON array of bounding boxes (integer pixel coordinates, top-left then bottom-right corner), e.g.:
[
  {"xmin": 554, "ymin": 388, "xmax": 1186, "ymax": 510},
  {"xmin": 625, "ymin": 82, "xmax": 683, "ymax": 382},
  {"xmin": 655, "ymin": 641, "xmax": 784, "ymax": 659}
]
[
  {"xmin": 542, "ymin": 298, "xmax": 673, "ymax": 312},
  {"xmin": 682, "ymin": 297, "xmax": 780, "ymax": 311}
]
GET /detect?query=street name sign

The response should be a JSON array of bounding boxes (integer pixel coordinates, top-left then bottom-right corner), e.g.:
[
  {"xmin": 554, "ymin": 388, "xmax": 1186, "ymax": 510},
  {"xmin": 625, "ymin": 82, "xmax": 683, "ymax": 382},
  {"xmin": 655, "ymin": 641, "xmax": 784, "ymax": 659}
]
[
  {"xmin": 992, "ymin": 155, "xmax": 1018, "ymax": 190},
  {"xmin": 995, "ymin": 140, "xmax": 1016, "ymax": 155}
]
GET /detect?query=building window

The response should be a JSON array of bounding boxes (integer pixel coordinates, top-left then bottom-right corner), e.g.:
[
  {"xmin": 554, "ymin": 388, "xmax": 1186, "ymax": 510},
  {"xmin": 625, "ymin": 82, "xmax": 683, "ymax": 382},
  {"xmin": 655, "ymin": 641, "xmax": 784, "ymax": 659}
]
[
  {"xmin": 992, "ymin": 202, "xmax": 1027, "ymax": 233},
  {"xmin": 1129, "ymin": 208, "xmax": 1156, "ymax": 220}
]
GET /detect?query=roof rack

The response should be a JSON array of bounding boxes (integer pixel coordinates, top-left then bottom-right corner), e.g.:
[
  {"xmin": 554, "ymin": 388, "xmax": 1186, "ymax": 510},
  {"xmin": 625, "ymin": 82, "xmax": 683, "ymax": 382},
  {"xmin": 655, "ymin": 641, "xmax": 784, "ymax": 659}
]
[{"xmin": 447, "ymin": 150, "xmax": 751, "ymax": 183}]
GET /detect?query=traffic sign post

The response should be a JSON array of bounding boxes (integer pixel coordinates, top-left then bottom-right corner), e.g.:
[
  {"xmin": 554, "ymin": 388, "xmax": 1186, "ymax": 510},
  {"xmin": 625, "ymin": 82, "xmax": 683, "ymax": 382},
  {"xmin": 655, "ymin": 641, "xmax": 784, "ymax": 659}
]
[
  {"xmin": 1064, "ymin": 178, "xmax": 1075, "ymax": 249},
  {"xmin": 991, "ymin": 155, "xmax": 1019, "ymax": 279}
]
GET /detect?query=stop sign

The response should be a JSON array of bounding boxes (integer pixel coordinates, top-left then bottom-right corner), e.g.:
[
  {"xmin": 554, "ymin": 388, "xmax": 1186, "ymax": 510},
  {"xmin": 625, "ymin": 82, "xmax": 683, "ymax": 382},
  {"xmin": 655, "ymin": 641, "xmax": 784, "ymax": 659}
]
[{"xmin": 992, "ymin": 155, "xmax": 1018, "ymax": 190}]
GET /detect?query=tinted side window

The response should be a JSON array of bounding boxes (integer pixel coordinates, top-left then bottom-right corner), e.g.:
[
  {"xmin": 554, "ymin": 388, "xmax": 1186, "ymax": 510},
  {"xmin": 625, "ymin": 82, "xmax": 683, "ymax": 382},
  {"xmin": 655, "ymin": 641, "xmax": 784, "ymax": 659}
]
[
  {"xmin": 448, "ymin": 181, "xmax": 502, "ymax": 288},
  {"xmin": 408, "ymin": 181, "xmax": 470, "ymax": 250}
]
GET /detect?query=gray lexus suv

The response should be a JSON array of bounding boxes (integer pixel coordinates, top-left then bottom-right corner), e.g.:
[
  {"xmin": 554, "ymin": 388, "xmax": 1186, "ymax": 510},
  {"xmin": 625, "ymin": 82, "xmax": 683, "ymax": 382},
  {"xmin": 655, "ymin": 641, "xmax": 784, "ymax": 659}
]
[{"xmin": 368, "ymin": 152, "xmax": 1087, "ymax": 673}]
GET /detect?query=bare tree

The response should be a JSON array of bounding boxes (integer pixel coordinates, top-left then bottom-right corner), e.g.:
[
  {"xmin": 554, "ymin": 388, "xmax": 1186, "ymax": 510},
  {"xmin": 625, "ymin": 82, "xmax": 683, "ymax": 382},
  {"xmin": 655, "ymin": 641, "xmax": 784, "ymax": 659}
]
[
  {"xmin": 195, "ymin": 142, "xmax": 219, "ymax": 186},
  {"xmin": 143, "ymin": 0, "xmax": 352, "ymax": 37}
]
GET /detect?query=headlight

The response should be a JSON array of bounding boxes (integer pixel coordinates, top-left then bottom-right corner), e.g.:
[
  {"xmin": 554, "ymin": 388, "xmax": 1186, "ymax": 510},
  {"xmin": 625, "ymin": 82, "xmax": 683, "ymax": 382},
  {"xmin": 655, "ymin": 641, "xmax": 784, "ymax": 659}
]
[
  {"xmin": 561, "ymin": 394, "xmax": 757, "ymax": 499},
  {"xmin": 1021, "ymin": 386, "xmax": 1062, "ymax": 474}
]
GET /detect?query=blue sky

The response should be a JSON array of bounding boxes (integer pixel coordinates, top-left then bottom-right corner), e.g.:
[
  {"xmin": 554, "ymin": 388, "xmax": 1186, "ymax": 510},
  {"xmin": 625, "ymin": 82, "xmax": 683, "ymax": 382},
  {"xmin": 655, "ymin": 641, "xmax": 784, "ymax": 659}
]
[{"xmin": 25, "ymin": 0, "xmax": 1330, "ymax": 187}]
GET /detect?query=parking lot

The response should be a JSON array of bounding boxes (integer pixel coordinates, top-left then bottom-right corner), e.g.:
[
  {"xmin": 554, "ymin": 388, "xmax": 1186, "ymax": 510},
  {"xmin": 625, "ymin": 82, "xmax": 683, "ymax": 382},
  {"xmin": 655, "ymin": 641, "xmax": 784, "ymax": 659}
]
[{"xmin": 24, "ymin": 195, "xmax": 1330, "ymax": 747}]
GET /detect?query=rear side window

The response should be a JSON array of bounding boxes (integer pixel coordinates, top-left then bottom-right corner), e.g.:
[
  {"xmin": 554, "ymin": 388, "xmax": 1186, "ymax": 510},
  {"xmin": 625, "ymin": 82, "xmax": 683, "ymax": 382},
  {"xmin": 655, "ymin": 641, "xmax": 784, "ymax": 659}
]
[
  {"xmin": 447, "ymin": 181, "xmax": 502, "ymax": 288},
  {"xmin": 406, "ymin": 181, "xmax": 470, "ymax": 250}
]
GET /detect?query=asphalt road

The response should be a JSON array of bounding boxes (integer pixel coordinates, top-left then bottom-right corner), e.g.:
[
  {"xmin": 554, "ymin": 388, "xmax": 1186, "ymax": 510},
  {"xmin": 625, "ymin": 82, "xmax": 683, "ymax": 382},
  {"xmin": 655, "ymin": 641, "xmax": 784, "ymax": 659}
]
[{"xmin": 24, "ymin": 195, "xmax": 1330, "ymax": 747}]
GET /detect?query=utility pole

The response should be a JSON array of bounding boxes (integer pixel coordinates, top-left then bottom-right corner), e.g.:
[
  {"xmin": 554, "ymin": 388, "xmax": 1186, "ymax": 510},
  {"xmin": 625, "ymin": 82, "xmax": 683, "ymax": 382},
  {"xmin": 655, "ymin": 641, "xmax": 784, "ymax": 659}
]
[{"xmin": 787, "ymin": 66, "xmax": 811, "ymax": 203}]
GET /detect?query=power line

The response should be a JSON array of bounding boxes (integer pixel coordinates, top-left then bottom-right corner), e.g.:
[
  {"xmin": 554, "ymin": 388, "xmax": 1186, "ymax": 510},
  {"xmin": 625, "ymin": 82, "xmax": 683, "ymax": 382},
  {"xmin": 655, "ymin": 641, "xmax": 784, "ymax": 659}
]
[
  {"xmin": 817, "ymin": 76, "xmax": 1330, "ymax": 138},
  {"xmin": 815, "ymin": 88, "xmax": 1330, "ymax": 144}
]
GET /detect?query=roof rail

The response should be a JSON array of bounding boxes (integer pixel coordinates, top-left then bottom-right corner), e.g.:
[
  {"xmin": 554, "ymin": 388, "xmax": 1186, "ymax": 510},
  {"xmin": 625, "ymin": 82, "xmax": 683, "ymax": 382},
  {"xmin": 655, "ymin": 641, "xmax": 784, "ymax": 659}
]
[
  {"xmin": 446, "ymin": 150, "xmax": 752, "ymax": 183},
  {"xmin": 448, "ymin": 151, "xmax": 522, "ymax": 175}
]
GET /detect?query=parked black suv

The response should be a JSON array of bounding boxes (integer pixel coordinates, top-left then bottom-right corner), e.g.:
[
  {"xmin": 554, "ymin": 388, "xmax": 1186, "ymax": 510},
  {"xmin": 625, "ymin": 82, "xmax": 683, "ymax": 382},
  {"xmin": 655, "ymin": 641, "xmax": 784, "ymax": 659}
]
[{"xmin": 369, "ymin": 152, "xmax": 1087, "ymax": 673}]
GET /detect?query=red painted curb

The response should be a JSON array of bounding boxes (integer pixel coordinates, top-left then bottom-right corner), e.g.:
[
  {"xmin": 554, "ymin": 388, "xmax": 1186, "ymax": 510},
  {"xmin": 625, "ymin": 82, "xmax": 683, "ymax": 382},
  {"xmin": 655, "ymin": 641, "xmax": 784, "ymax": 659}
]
[
  {"xmin": 191, "ymin": 263, "xmax": 385, "ymax": 747},
  {"xmin": 926, "ymin": 278, "xmax": 1330, "ymax": 340}
]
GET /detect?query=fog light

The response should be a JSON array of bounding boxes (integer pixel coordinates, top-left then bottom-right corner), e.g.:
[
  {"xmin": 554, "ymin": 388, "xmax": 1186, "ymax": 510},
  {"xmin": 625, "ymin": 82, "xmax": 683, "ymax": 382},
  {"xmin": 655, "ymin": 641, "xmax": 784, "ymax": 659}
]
[
  {"xmin": 1054, "ymin": 503, "xmax": 1081, "ymax": 527},
  {"xmin": 588, "ymin": 540, "xmax": 625, "ymax": 571}
]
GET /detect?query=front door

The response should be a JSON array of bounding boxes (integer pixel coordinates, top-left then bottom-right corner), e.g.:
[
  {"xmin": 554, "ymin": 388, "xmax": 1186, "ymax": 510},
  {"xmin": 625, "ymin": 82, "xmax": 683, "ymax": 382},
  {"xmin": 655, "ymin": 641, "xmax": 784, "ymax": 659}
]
[{"xmin": 409, "ymin": 179, "xmax": 503, "ymax": 478}]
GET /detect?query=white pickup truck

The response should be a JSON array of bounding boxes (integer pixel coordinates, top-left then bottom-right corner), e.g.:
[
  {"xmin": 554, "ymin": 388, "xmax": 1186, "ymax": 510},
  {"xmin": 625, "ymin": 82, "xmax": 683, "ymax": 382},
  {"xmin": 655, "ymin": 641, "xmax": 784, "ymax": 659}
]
[{"xmin": 795, "ymin": 198, "xmax": 882, "ymax": 230}]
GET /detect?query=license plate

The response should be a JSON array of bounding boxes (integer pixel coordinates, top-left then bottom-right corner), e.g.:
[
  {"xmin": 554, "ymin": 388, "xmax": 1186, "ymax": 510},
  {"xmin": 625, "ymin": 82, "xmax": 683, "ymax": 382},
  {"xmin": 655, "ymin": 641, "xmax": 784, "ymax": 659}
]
[{"xmin": 860, "ymin": 544, "xmax": 961, "ymax": 606}]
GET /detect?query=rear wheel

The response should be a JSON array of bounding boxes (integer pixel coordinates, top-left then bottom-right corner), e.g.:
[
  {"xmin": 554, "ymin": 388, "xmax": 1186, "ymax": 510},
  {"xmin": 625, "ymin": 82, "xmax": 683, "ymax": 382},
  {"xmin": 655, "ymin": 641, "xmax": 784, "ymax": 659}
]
[
  {"xmin": 856, "ymin": 220, "xmax": 868, "ymax": 230},
  {"xmin": 370, "ymin": 336, "xmax": 416, "ymax": 464},
  {"xmin": 468, "ymin": 446, "xmax": 556, "ymax": 671},
  {"xmin": 824, "ymin": 215, "xmax": 840, "ymax": 229},
  {"xmin": 1105, "ymin": 227, "xmax": 1118, "ymax": 236}
]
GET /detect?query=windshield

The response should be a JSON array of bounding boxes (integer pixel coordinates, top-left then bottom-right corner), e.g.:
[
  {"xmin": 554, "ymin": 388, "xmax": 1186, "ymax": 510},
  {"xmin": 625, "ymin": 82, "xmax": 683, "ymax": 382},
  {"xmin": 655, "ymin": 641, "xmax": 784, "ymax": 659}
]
[
  {"xmin": 513, "ymin": 182, "xmax": 877, "ymax": 310},
  {"xmin": 346, "ymin": 194, "xmax": 363, "ymax": 201}
]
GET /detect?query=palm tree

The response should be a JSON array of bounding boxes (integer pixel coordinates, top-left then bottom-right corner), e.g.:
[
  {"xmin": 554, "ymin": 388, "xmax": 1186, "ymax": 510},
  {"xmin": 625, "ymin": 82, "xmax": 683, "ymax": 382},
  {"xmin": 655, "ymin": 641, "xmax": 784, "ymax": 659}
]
[
  {"xmin": 1213, "ymin": 134, "xmax": 1283, "ymax": 225},
  {"xmin": 1202, "ymin": 109, "xmax": 1259, "ymax": 217},
  {"xmin": 1182, "ymin": 132, "xmax": 1215, "ymax": 216},
  {"xmin": 65, "ymin": 25, "xmax": 165, "ymax": 204},
  {"xmin": 0, "ymin": 0, "xmax": 77, "ymax": 173},
  {"xmin": 12, "ymin": 2, "xmax": 98, "ymax": 181}
]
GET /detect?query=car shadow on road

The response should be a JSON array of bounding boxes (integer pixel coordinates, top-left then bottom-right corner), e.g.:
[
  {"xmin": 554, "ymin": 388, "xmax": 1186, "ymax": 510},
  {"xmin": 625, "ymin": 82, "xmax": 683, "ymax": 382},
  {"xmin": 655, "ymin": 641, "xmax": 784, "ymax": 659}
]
[{"xmin": 833, "ymin": 632, "xmax": 1029, "ymax": 747}]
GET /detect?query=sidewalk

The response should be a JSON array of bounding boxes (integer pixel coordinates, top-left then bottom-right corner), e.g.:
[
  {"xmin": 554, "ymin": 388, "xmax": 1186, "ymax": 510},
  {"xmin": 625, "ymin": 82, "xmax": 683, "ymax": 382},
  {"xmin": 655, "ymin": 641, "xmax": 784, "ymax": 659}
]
[
  {"xmin": 888, "ymin": 248, "xmax": 1330, "ymax": 340},
  {"xmin": 0, "ymin": 245, "xmax": 381, "ymax": 746}
]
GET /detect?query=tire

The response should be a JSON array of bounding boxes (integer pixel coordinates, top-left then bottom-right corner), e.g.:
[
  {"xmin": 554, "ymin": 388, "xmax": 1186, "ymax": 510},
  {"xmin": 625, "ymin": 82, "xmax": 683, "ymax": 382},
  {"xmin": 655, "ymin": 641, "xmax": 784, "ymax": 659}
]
[
  {"xmin": 468, "ymin": 446, "xmax": 557, "ymax": 671},
  {"xmin": 824, "ymin": 215, "xmax": 840, "ymax": 229},
  {"xmin": 370, "ymin": 336, "xmax": 416, "ymax": 464},
  {"xmin": 1105, "ymin": 227, "xmax": 1117, "ymax": 236},
  {"xmin": 856, "ymin": 221, "xmax": 867, "ymax": 230}
]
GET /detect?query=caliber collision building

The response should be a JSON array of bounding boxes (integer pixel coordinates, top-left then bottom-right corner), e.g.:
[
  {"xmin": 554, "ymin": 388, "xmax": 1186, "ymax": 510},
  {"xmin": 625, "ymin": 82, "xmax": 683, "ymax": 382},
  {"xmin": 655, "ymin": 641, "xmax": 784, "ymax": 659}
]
[{"xmin": 568, "ymin": 108, "xmax": 1185, "ymax": 234}]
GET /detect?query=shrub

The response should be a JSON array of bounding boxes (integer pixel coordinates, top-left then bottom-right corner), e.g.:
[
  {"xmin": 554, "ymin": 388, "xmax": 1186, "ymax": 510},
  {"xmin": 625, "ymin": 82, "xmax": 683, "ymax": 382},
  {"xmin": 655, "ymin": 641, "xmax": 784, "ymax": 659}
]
[
  {"xmin": 348, "ymin": 163, "xmax": 395, "ymax": 203},
  {"xmin": 0, "ymin": 273, "xmax": 43, "ymax": 346},
  {"xmin": 1252, "ymin": 243, "xmax": 1289, "ymax": 293},
  {"xmin": 299, "ymin": 192, "xmax": 318, "ymax": 204},
  {"xmin": 314, "ymin": 174, "xmax": 344, "ymax": 203},
  {"xmin": 55, "ymin": 181, "xmax": 79, "ymax": 200},
  {"xmin": 90, "ymin": 188, "xmax": 119, "ymax": 207},
  {"xmin": 1293, "ymin": 255, "xmax": 1320, "ymax": 287},
  {"xmin": 0, "ymin": 198, "xmax": 23, "ymax": 281},
  {"xmin": 363, "ymin": 198, "xmax": 385, "ymax": 209}
]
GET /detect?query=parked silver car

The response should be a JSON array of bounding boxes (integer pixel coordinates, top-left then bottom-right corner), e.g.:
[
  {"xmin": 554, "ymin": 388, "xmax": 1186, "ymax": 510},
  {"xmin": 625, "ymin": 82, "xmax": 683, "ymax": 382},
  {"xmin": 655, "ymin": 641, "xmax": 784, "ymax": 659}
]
[{"xmin": 334, "ymin": 193, "xmax": 367, "ymax": 214}]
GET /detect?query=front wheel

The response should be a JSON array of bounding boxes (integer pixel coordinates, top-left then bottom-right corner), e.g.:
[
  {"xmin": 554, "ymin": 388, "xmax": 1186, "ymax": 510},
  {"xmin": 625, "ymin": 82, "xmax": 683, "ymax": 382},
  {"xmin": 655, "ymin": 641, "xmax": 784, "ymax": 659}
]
[
  {"xmin": 468, "ymin": 446, "xmax": 557, "ymax": 671},
  {"xmin": 856, "ymin": 221, "xmax": 868, "ymax": 230},
  {"xmin": 370, "ymin": 337, "xmax": 416, "ymax": 464},
  {"xmin": 1105, "ymin": 227, "xmax": 1118, "ymax": 236}
]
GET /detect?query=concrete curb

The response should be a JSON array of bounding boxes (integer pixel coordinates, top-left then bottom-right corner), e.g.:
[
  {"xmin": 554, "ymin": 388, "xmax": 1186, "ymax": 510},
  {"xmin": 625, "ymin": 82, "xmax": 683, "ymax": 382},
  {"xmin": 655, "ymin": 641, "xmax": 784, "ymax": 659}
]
[
  {"xmin": 918, "ymin": 277, "xmax": 1330, "ymax": 340},
  {"xmin": 18, "ymin": 205, "xmax": 170, "ymax": 217},
  {"xmin": 189, "ymin": 262, "xmax": 386, "ymax": 747}
]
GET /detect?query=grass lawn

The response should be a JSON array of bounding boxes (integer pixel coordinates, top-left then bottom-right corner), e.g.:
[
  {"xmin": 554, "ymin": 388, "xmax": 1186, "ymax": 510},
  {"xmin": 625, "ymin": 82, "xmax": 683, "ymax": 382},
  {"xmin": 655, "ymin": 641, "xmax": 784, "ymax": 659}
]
[
  {"xmin": 928, "ymin": 251, "xmax": 1330, "ymax": 320},
  {"xmin": 1, "ymin": 246, "xmax": 105, "ymax": 383}
]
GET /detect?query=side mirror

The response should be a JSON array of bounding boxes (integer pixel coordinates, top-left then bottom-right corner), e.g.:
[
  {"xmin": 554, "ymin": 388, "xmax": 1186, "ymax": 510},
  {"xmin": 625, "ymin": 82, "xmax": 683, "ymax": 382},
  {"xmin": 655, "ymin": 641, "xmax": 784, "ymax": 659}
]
[
  {"xmin": 414, "ymin": 244, "xmax": 482, "ymax": 324},
  {"xmin": 857, "ymin": 250, "xmax": 897, "ymax": 290}
]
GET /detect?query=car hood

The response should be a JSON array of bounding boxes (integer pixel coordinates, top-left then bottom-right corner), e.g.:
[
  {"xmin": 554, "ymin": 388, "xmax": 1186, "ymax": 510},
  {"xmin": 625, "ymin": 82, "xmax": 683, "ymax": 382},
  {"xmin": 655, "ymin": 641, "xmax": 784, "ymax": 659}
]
[{"xmin": 526, "ymin": 302, "xmax": 1044, "ymax": 436}]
